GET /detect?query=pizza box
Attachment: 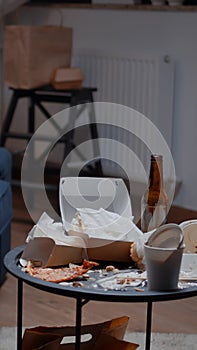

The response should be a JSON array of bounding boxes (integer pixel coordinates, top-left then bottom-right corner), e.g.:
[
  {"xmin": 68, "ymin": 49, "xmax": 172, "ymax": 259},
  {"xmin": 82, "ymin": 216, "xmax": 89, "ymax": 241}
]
[
  {"xmin": 20, "ymin": 219, "xmax": 85, "ymax": 268},
  {"xmin": 59, "ymin": 177, "xmax": 141, "ymax": 262},
  {"xmin": 21, "ymin": 237, "xmax": 84, "ymax": 268}
]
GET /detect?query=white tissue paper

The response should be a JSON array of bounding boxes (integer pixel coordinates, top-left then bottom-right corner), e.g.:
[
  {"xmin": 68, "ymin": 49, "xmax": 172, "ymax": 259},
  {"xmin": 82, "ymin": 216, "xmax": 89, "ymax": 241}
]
[
  {"xmin": 26, "ymin": 212, "xmax": 86, "ymax": 248},
  {"xmin": 25, "ymin": 209, "xmax": 148, "ymax": 264},
  {"xmin": 130, "ymin": 232, "xmax": 152, "ymax": 268},
  {"xmin": 70, "ymin": 207, "xmax": 143, "ymax": 242}
]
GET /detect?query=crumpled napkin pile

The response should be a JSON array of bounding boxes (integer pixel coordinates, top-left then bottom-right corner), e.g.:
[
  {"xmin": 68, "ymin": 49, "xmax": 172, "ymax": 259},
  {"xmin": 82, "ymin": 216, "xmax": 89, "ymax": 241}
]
[
  {"xmin": 70, "ymin": 207, "xmax": 143, "ymax": 242},
  {"xmin": 26, "ymin": 209, "xmax": 152, "ymax": 267}
]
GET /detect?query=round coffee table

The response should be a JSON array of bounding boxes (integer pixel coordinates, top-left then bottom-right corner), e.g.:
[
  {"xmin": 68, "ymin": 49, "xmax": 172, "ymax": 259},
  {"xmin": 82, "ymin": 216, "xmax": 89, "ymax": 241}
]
[{"xmin": 4, "ymin": 245, "xmax": 197, "ymax": 350}]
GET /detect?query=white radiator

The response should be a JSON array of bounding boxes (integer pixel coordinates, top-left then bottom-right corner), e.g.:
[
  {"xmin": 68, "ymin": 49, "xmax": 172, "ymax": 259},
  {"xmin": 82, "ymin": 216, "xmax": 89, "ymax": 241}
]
[
  {"xmin": 71, "ymin": 50, "xmax": 175, "ymax": 187},
  {"xmin": 72, "ymin": 50, "xmax": 174, "ymax": 146}
]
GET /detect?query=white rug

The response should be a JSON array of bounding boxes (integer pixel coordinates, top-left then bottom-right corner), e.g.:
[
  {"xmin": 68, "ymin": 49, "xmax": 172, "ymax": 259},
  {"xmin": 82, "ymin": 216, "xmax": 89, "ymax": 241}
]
[
  {"xmin": 0, "ymin": 327, "xmax": 196, "ymax": 350},
  {"xmin": 125, "ymin": 331, "xmax": 197, "ymax": 350}
]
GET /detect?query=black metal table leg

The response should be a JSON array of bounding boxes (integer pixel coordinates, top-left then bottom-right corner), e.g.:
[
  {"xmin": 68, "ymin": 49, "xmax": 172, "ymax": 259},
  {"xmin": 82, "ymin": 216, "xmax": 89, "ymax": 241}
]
[
  {"xmin": 28, "ymin": 95, "xmax": 35, "ymax": 134},
  {"xmin": 17, "ymin": 279, "xmax": 23, "ymax": 350},
  {"xmin": 75, "ymin": 298, "xmax": 82, "ymax": 350},
  {"xmin": 145, "ymin": 302, "xmax": 152, "ymax": 350},
  {"xmin": 75, "ymin": 298, "xmax": 89, "ymax": 350}
]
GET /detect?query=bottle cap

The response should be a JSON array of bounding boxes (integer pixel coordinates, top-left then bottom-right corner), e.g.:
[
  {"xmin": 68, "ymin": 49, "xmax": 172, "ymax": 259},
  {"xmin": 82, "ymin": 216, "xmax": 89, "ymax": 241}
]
[{"xmin": 151, "ymin": 154, "xmax": 162, "ymax": 161}]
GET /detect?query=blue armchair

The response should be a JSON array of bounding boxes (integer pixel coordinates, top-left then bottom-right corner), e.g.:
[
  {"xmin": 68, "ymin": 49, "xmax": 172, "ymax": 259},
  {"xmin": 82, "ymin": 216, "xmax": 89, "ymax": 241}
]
[{"xmin": 0, "ymin": 147, "xmax": 12, "ymax": 285}]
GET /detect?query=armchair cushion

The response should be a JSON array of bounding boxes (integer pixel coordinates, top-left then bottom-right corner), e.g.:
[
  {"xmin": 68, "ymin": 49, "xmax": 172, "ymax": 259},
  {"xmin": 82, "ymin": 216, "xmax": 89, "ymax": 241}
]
[
  {"xmin": 0, "ymin": 147, "xmax": 12, "ymax": 182},
  {"xmin": 0, "ymin": 147, "xmax": 12, "ymax": 285},
  {"xmin": 0, "ymin": 180, "xmax": 12, "ymax": 228}
]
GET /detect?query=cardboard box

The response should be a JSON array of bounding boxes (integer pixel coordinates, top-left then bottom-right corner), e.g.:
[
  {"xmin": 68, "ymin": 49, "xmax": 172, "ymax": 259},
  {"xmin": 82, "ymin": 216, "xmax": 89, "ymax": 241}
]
[
  {"xmin": 21, "ymin": 236, "xmax": 83, "ymax": 267},
  {"xmin": 21, "ymin": 177, "xmax": 139, "ymax": 267},
  {"xmin": 59, "ymin": 177, "xmax": 134, "ymax": 262},
  {"xmin": 51, "ymin": 67, "xmax": 84, "ymax": 90}
]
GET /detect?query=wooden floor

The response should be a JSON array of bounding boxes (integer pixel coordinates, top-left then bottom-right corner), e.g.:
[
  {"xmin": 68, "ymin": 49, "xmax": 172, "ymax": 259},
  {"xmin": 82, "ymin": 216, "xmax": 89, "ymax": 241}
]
[{"xmin": 0, "ymin": 185, "xmax": 197, "ymax": 334}]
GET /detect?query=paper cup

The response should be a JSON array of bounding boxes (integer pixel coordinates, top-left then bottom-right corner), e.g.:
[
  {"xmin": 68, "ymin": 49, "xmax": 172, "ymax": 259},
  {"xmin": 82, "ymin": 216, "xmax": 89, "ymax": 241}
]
[
  {"xmin": 146, "ymin": 223, "xmax": 183, "ymax": 249},
  {"xmin": 179, "ymin": 220, "xmax": 197, "ymax": 253},
  {"xmin": 144, "ymin": 244, "xmax": 184, "ymax": 291}
]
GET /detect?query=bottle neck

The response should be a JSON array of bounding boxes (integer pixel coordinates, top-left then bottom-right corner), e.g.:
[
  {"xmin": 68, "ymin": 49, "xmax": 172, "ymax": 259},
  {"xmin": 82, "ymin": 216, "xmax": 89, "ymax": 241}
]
[{"xmin": 148, "ymin": 155, "xmax": 164, "ymax": 191}]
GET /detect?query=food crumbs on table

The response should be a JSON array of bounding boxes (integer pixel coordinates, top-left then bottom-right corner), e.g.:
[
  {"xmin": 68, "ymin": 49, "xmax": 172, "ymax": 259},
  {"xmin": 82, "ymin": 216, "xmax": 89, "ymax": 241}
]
[
  {"xmin": 72, "ymin": 281, "xmax": 84, "ymax": 287},
  {"xmin": 134, "ymin": 287, "xmax": 145, "ymax": 292},
  {"xmin": 106, "ymin": 265, "xmax": 115, "ymax": 272}
]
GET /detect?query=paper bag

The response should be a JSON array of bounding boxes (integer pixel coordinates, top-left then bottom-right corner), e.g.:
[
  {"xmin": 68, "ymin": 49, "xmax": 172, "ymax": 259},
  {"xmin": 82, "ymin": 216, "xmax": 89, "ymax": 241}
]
[
  {"xmin": 22, "ymin": 316, "xmax": 138, "ymax": 349},
  {"xmin": 3, "ymin": 25, "xmax": 73, "ymax": 89}
]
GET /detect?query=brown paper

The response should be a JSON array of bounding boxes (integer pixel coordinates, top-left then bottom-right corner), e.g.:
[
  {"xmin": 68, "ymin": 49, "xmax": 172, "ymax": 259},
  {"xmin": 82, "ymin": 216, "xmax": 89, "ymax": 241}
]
[
  {"xmin": 21, "ymin": 237, "xmax": 83, "ymax": 267},
  {"xmin": 3, "ymin": 25, "xmax": 73, "ymax": 89},
  {"xmin": 22, "ymin": 316, "xmax": 139, "ymax": 350},
  {"xmin": 51, "ymin": 67, "xmax": 84, "ymax": 90},
  {"xmin": 87, "ymin": 240, "xmax": 132, "ymax": 262}
]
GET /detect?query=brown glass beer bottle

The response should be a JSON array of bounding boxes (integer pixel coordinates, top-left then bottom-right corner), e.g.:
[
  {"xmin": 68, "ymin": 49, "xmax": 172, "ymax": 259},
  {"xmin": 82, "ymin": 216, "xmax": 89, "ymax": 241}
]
[{"xmin": 141, "ymin": 154, "xmax": 168, "ymax": 232}]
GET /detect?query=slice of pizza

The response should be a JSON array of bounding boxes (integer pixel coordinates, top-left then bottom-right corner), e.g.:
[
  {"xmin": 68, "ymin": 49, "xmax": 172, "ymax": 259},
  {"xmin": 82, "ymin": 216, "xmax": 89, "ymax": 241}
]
[{"xmin": 23, "ymin": 259, "xmax": 99, "ymax": 283}]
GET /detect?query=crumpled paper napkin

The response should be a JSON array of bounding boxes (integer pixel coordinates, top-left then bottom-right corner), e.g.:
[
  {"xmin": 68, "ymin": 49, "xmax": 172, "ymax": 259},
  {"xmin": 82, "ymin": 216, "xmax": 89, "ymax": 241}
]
[
  {"xmin": 26, "ymin": 212, "xmax": 86, "ymax": 247},
  {"xmin": 26, "ymin": 210, "xmax": 150, "ymax": 265},
  {"xmin": 70, "ymin": 207, "xmax": 143, "ymax": 242}
]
